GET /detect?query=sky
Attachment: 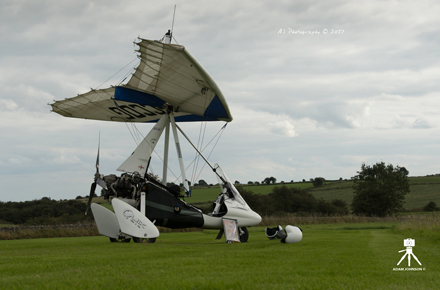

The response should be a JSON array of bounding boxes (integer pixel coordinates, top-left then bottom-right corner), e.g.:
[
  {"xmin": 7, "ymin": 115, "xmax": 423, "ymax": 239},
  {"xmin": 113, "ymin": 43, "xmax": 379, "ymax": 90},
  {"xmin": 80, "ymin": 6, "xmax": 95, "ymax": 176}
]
[{"xmin": 1, "ymin": 0, "xmax": 440, "ymax": 202}]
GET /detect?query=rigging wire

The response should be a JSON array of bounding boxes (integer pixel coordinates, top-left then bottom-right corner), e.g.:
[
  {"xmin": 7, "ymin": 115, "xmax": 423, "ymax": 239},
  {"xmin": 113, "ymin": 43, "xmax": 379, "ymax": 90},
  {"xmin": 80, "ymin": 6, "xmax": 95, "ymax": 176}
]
[
  {"xmin": 95, "ymin": 57, "xmax": 138, "ymax": 90},
  {"xmin": 124, "ymin": 122, "xmax": 138, "ymax": 146},
  {"xmin": 173, "ymin": 122, "xmax": 228, "ymax": 185},
  {"xmin": 190, "ymin": 90, "xmax": 210, "ymax": 184},
  {"xmin": 193, "ymin": 123, "xmax": 227, "ymax": 183},
  {"xmin": 125, "ymin": 120, "xmax": 228, "ymax": 187},
  {"xmin": 125, "ymin": 121, "xmax": 181, "ymax": 184},
  {"xmin": 191, "ymin": 121, "xmax": 205, "ymax": 184}
]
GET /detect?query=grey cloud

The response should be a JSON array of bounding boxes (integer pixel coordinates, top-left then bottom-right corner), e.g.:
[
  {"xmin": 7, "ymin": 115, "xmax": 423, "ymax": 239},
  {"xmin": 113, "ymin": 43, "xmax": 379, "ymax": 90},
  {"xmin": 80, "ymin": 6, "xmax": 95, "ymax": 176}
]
[{"xmin": 2, "ymin": 0, "xmax": 440, "ymax": 201}]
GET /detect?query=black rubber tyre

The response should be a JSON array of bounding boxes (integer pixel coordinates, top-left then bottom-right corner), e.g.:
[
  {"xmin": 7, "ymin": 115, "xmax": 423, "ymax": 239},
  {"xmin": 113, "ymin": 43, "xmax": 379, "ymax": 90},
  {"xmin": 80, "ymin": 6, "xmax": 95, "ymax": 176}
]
[
  {"xmin": 133, "ymin": 237, "xmax": 157, "ymax": 243},
  {"xmin": 239, "ymin": 227, "xmax": 249, "ymax": 243},
  {"xmin": 109, "ymin": 237, "xmax": 131, "ymax": 243}
]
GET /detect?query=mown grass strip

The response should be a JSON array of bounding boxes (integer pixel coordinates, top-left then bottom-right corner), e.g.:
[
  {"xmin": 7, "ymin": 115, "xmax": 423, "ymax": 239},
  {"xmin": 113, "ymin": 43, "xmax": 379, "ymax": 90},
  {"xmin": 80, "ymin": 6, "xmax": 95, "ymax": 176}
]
[{"xmin": 1, "ymin": 222, "xmax": 439, "ymax": 289}]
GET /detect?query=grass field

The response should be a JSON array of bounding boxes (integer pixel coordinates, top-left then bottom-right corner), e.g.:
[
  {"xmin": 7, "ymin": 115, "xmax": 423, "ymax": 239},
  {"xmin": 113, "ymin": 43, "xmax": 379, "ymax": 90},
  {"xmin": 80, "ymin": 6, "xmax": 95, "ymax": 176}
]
[{"xmin": 1, "ymin": 220, "xmax": 439, "ymax": 290}]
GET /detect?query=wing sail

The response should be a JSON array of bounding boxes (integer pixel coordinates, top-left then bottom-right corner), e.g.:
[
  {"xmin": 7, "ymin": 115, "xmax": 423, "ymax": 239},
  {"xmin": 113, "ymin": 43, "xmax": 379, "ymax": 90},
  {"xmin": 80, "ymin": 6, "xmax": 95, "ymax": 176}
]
[{"xmin": 50, "ymin": 38, "xmax": 232, "ymax": 123}]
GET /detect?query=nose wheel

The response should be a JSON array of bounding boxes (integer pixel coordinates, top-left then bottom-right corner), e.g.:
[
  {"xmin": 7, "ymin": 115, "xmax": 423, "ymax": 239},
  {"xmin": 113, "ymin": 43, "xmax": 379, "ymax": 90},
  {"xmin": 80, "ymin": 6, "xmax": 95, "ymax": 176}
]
[
  {"xmin": 239, "ymin": 227, "xmax": 249, "ymax": 243},
  {"xmin": 133, "ymin": 237, "xmax": 157, "ymax": 243},
  {"xmin": 109, "ymin": 237, "xmax": 131, "ymax": 243}
]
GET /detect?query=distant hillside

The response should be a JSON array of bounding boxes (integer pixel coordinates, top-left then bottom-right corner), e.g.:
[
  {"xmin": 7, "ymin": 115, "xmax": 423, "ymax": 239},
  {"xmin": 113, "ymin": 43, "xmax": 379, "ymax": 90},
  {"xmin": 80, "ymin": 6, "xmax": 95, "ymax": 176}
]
[
  {"xmin": 289, "ymin": 176, "xmax": 440, "ymax": 210},
  {"xmin": 190, "ymin": 176, "xmax": 440, "ymax": 210}
]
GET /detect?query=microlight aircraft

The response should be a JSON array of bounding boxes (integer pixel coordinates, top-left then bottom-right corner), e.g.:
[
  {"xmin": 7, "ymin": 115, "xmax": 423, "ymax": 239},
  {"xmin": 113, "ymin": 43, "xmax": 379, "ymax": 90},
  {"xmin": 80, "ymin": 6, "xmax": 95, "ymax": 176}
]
[{"xmin": 50, "ymin": 30, "xmax": 262, "ymax": 243}]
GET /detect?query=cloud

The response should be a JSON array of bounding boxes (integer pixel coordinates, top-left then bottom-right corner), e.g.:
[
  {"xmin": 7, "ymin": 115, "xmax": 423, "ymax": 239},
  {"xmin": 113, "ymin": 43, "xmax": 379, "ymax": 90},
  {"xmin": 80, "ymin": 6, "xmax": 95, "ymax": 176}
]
[
  {"xmin": 228, "ymin": 105, "xmax": 298, "ymax": 138},
  {"xmin": 269, "ymin": 120, "xmax": 297, "ymax": 137},
  {"xmin": 2, "ymin": 0, "xmax": 440, "ymax": 201},
  {"xmin": 0, "ymin": 99, "xmax": 18, "ymax": 110},
  {"xmin": 412, "ymin": 117, "xmax": 431, "ymax": 129}
]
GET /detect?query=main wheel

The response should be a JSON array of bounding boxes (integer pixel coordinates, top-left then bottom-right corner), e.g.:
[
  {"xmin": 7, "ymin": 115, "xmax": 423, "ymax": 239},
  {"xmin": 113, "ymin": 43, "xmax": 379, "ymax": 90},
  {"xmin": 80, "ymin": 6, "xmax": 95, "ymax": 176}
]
[
  {"xmin": 239, "ymin": 227, "xmax": 249, "ymax": 243},
  {"xmin": 109, "ymin": 237, "xmax": 131, "ymax": 243},
  {"xmin": 133, "ymin": 237, "xmax": 156, "ymax": 243}
]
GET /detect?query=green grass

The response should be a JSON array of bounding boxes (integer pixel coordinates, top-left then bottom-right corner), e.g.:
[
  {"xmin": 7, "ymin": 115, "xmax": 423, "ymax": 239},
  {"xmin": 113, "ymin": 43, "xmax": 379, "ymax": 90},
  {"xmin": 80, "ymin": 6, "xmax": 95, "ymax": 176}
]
[
  {"xmin": 408, "ymin": 176, "xmax": 440, "ymax": 184},
  {"xmin": 0, "ymin": 224, "xmax": 15, "ymax": 227},
  {"xmin": 1, "ymin": 221, "xmax": 439, "ymax": 289},
  {"xmin": 310, "ymin": 186, "xmax": 354, "ymax": 205},
  {"xmin": 404, "ymin": 184, "xmax": 440, "ymax": 209}
]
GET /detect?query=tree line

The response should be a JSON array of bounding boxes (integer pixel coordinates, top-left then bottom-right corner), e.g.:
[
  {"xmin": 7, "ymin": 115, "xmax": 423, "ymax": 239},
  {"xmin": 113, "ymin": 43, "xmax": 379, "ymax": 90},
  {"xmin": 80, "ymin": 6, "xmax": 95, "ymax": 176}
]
[
  {"xmin": 0, "ymin": 198, "xmax": 93, "ymax": 225},
  {"xmin": 238, "ymin": 185, "xmax": 349, "ymax": 216}
]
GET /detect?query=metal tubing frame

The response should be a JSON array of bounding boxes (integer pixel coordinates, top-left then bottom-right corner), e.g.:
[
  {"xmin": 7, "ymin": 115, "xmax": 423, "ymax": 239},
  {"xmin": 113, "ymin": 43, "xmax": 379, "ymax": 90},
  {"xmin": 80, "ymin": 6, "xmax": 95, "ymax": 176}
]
[
  {"xmin": 162, "ymin": 121, "xmax": 170, "ymax": 186},
  {"xmin": 169, "ymin": 114, "xmax": 191, "ymax": 195}
]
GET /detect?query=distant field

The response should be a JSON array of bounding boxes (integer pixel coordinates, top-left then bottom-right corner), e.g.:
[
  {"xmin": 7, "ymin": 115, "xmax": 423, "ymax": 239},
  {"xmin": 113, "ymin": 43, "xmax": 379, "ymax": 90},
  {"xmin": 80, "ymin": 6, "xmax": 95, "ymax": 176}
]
[
  {"xmin": 1, "ymin": 221, "xmax": 439, "ymax": 289},
  {"xmin": 309, "ymin": 177, "xmax": 440, "ymax": 210},
  {"xmin": 189, "ymin": 176, "xmax": 440, "ymax": 210},
  {"xmin": 408, "ymin": 176, "xmax": 440, "ymax": 184},
  {"xmin": 189, "ymin": 182, "xmax": 315, "ymax": 203}
]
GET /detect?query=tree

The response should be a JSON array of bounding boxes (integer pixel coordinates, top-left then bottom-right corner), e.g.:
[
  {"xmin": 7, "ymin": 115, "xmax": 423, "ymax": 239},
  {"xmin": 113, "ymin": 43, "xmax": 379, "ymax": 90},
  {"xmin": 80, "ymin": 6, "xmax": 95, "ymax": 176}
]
[
  {"xmin": 310, "ymin": 177, "xmax": 325, "ymax": 187},
  {"xmin": 423, "ymin": 201, "xmax": 438, "ymax": 212},
  {"xmin": 198, "ymin": 179, "xmax": 208, "ymax": 186},
  {"xmin": 351, "ymin": 162, "xmax": 409, "ymax": 217},
  {"xmin": 400, "ymin": 167, "xmax": 409, "ymax": 177},
  {"xmin": 263, "ymin": 177, "xmax": 276, "ymax": 185}
]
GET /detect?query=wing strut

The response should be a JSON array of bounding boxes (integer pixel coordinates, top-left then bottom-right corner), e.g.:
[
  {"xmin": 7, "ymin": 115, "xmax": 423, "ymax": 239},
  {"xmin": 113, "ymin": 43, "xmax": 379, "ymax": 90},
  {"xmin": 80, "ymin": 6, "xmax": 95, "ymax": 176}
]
[
  {"xmin": 162, "ymin": 121, "xmax": 170, "ymax": 186},
  {"xmin": 170, "ymin": 114, "xmax": 191, "ymax": 196}
]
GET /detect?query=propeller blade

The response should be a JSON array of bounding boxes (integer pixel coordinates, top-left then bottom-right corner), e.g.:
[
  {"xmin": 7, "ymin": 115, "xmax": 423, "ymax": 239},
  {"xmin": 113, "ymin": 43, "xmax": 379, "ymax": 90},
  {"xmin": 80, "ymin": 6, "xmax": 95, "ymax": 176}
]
[
  {"xmin": 96, "ymin": 132, "xmax": 101, "ymax": 174},
  {"xmin": 86, "ymin": 133, "xmax": 104, "ymax": 215},
  {"xmin": 85, "ymin": 182, "xmax": 97, "ymax": 215}
]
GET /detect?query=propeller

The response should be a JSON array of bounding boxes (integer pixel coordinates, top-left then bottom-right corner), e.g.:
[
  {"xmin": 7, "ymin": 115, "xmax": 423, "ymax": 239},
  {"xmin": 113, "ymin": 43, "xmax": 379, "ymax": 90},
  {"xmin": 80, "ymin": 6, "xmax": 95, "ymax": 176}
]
[{"xmin": 85, "ymin": 133, "xmax": 108, "ymax": 215}]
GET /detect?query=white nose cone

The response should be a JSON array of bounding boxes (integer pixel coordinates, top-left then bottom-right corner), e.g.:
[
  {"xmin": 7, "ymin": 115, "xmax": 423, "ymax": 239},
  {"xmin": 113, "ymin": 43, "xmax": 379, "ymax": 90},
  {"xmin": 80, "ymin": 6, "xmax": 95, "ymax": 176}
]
[{"xmin": 282, "ymin": 225, "xmax": 302, "ymax": 244}]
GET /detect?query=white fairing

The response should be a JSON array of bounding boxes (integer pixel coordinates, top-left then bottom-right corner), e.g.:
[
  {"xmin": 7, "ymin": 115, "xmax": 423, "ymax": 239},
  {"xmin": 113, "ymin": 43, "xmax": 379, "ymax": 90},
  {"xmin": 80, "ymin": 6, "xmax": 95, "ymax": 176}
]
[
  {"xmin": 112, "ymin": 198, "xmax": 160, "ymax": 239},
  {"xmin": 223, "ymin": 201, "xmax": 262, "ymax": 227},
  {"xmin": 202, "ymin": 164, "xmax": 262, "ymax": 229},
  {"xmin": 91, "ymin": 203, "xmax": 121, "ymax": 239},
  {"xmin": 283, "ymin": 225, "xmax": 302, "ymax": 244}
]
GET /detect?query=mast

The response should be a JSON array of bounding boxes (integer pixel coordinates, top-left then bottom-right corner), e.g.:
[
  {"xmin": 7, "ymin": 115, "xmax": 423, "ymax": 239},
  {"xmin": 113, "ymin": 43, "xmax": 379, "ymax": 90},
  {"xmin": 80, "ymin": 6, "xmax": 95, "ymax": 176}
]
[
  {"xmin": 171, "ymin": 5, "xmax": 176, "ymax": 40},
  {"xmin": 170, "ymin": 114, "xmax": 191, "ymax": 196},
  {"xmin": 162, "ymin": 121, "xmax": 170, "ymax": 186}
]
